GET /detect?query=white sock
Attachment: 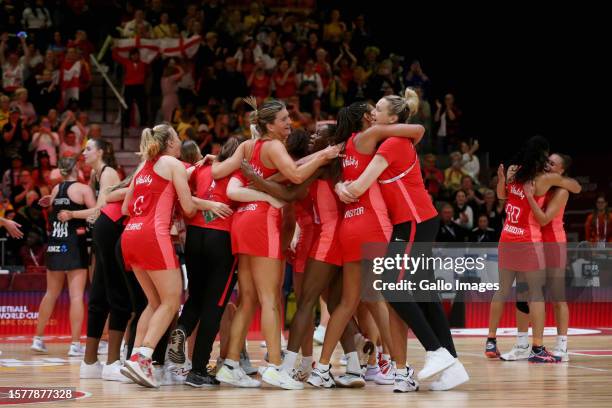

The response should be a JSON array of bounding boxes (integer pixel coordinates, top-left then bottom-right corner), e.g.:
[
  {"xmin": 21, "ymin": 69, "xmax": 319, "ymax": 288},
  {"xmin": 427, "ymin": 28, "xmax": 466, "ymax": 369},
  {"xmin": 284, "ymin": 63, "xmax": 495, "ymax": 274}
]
[
  {"xmin": 346, "ymin": 351, "xmax": 360, "ymax": 373},
  {"xmin": 140, "ymin": 347, "xmax": 154, "ymax": 359},
  {"xmin": 396, "ymin": 367, "xmax": 408, "ymax": 376},
  {"xmin": 382, "ymin": 353, "xmax": 391, "ymax": 361},
  {"xmin": 517, "ymin": 332, "xmax": 529, "ymax": 347},
  {"xmin": 316, "ymin": 362, "xmax": 330, "ymax": 371},
  {"xmin": 301, "ymin": 356, "xmax": 313, "ymax": 370},
  {"xmin": 367, "ymin": 363, "xmax": 378, "ymax": 369},
  {"xmin": 282, "ymin": 350, "xmax": 299, "ymax": 371},
  {"xmin": 557, "ymin": 335, "xmax": 568, "ymax": 351},
  {"xmin": 131, "ymin": 347, "xmax": 140, "ymax": 357},
  {"xmin": 225, "ymin": 358, "xmax": 239, "ymax": 368},
  {"xmin": 376, "ymin": 346, "xmax": 383, "ymax": 354},
  {"xmin": 34, "ymin": 336, "xmax": 43, "ymax": 341}
]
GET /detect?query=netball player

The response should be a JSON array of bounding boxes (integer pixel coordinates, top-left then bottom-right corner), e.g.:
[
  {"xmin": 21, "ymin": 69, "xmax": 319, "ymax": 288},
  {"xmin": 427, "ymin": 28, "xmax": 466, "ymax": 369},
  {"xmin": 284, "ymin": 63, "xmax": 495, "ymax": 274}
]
[
  {"xmin": 119, "ymin": 124, "xmax": 229, "ymax": 388},
  {"xmin": 335, "ymin": 90, "xmax": 468, "ymax": 391},
  {"xmin": 213, "ymin": 98, "xmax": 339, "ymax": 390},
  {"xmin": 31, "ymin": 157, "xmax": 96, "ymax": 356},
  {"xmin": 501, "ymin": 153, "xmax": 572, "ymax": 362},
  {"xmin": 486, "ymin": 137, "xmax": 581, "ymax": 363},
  {"xmin": 240, "ymin": 124, "xmax": 372, "ymax": 387},
  {"xmin": 307, "ymin": 101, "xmax": 425, "ymax": 388}
]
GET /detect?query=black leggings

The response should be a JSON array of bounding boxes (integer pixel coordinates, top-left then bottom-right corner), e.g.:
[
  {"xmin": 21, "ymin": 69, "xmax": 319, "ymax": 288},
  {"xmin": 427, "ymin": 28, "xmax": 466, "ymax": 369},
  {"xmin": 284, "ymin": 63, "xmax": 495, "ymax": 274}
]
[
  {"xmin": 87, "ymin": 214, "xmax": 132, "ymax": 338},
  {"xmin": 382, "ymin": 217, "xmax": 457, "ymax": 357},
  {"xmin": 178, "ymin": 226, "xmax": 237, "ymax": 371}
]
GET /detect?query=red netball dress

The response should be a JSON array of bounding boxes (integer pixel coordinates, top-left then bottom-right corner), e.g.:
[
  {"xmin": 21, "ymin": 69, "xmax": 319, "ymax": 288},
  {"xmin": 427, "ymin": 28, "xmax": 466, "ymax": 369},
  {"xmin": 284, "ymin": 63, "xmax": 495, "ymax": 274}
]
[
  {"xmin": 121, "ymin": 158, "xmax": 179, "ymax": 271},
  {"xmin": 231, "ymin": 139, "xmax": 283, "ymax": 259},
  {"xmin": 541, "ymin": 190, "xmax": 567, "ymax": 269},
  {"xmin": 291, "ymin": 194, "xmax": 315, "ymax": 273},
  {"xmin": 498, "ymin": 182, "xmax": 546, "ymax": 272},
  {"xmin": 376, "ymin": 137, "xmax": 438, "ymax": 225},
  {"xmin": 309, "ymin": 179, "xmax": 343, "ymax": 266},
  {"xmin": 339, "ymin": 133, "xmax": 392, "ymax": 263}
]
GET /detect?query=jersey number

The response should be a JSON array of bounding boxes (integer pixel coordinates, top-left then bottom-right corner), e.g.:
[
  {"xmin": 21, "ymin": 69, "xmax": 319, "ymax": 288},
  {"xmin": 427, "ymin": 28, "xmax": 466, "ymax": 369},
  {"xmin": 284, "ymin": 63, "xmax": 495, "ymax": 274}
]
[
  {"xmin": 52, "ymin": 221, "xmax": 68, "ymax": 238},
  {"xmin": 505, "ymin": 204, "xmax": 521, "ymax": 224}
]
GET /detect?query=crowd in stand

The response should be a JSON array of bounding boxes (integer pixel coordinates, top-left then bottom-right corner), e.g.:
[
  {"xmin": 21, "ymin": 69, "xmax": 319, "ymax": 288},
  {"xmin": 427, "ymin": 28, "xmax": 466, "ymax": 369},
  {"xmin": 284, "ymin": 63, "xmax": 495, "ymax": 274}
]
[{"xmin": 0, "ymin": 1, "xmax": 608, "ymax": 268}]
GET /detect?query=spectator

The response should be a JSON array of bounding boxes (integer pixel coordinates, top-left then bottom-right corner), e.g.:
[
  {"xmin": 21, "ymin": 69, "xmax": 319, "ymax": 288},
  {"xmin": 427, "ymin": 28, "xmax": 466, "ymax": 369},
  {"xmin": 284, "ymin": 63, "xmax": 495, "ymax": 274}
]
[
  {"xmin": 112, "ymin": 47, "xmax": 149, "ymax": 129},
  {"xmin": 362, "ymin": 46, "xmax": 380, "ymax": 78},
  {"xmin": 196, "ymin": 124, "xmax": 213, "ymax": 155},
  {"xmin": 437, "ymin": 203, "xmax": 466, "ymax": 242},
  {"xmin": 585, "ymin": 194, "xmax": 612, "ymax": 245},
  {"xmin": 88, "ymin": 124, "xmax": 102, "ymax": 141},
  {"xmin": 422, "ymin": 153, "xmax": 444, "ymax": 199},
  {"xmin": 453, "ymin": 190, "xmax": 474, "ymax": 231},
  {"xmin": 32, "ymin": 53, "xmax": 59, "ymax": 113},
  {"xmin": 19, "ymin": 230, "xmax": 46, "ymax": 269},
  {"xmin": 222, "ymin": 9, "xmax": 245, "ymax": 42},
  {"xmin": 297, "ymin": 59, "xmax": 323, "ymax": 112},
  {"xmin": 146, "ymin": 0, "xmax": 165, "ymax": 28},
  {"xmin": 11, "ymin": 169, "xmax": 39, "ymax": 209},
  {"xmin": 461, "ymin": 175, "xmax": 484, "ymax": 208},
  {"xmin": 160, "ymin": 59, "xmax": 184, "ymax": 122},
  {"xmin": 59, "ymin": 47, "xmax": 90, "ymax": 108},
  {"xmin": 460, "ymin": 140, "xmax": 480, "ymax": 180},
  {"xmin": 323, "ymin": 9, "xmax": 346, "ymax": 45},
  {"xmin": 197, "ymin": 31, "xmax": 225, "ymax": 69},
  {"xmin": 366, "ymin": 59, "xmax": 398, "ymax": 101},
  {"xmin": 122, "ymin": 9, "xmax": 152, "ymax": 38},
  {"xmin": 21, "ymin": 0, "xmax": 53, "ymax": 35},
  {"xmin": 153, "ymin": 12, "xmax": 172, "ymax": 39},
  {"xmin": 434, "ymin": 93, "xmax": 462, "ymax": 153},
  {"xmin": 14, "ymin": 189, "xmax": 46, "ymax": 240},
  {"xmin": 479, "ymin": 189, "xmax": 504, "ymax": 237},
  {"xmin": 32, "ymin": 150, "xmax": 51, "ymax": 196},
  {"xmin": 405, "ymin": 60, "xmax": 430, "ymax": 93},
  {"xmin": 314, "ymin": 48, "xmax": 332, "ymax": 94},
  {"xmin": 1, "ymin": 153, "xmax": 22, "ymax": 198},
  {"xmin": 247, "ymin": 59, "xmax": 272, "ymax": 105},
  {"xmin": 10, "ymin": 88, "xmax": 37, "ymax": 125},
  {"xmin": 350, "ymin": 14, "xmax": 370, "ymax": 56},
  {"xmin": 470, "ymin": 214, "xmax": 497, "ymax": 243},
  {"xmin": 70, "ymin": 30, "xmax": 95, "ymax": 59},
  {"xmin": 47, "ymin": 31, "xmax": 66, "ymax": 58},
  {"xmin": 444, "ymin": 151, "xmax": 467, "ymax": 194},
  {"xmin": 0, "ymin": 94, "xmax": 9, "ymax": 128},
  {"xmin": 346, "ymin": 65, "xmax": 367, "ymax": 104},
  {"xmin": 243, "ymin": 2, "xmax": 265, "ymax": 32},
  {"xmin": 328, "ymin": 68, "xmax": 347, "ymax": 113},
  {"xmin": 412, "ymin": 86, "xmax": 432, "ymax": 146},
  {"xmin": 30, "ymin": 116, "xmax": 59, "ymax": 166},
  {"xmin": 1, "ymin": 33, "xmax": 30, "ymax": 94},
  {"xmin": 0, "ymin": 192, "xmax": 13, "ymax": 218},
  {"xmin": 2, "ymin": 106, "xmax": 30, "ymax": 166},
  {"xmin": 298, "ymin": 32, "xmax": 320, "ymax": 65},
  {"xmin": 59, "ymin": 129, "xmax": 81, "ymax": 157},
  {"xmin": 273, "ymin": 59, "xmax": 297, "ymax": 100}
]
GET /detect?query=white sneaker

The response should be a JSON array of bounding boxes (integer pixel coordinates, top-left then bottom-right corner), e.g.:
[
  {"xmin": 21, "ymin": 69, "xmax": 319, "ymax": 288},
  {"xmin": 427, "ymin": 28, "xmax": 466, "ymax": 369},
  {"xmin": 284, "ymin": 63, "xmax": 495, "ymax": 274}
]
[
  {"xmin": 313, "ymin": 325, "xmax": 326, "ymax": 345},
  {"xmin": 393, "ymin": 366, "xmax": 419, "ymax": 393},
  {"xmin": 339, "ymin": 354, "xmax": 348, "ymax": 366},
  {"xmin": 336, "ymin": 372, "xmax": 366, "ymax": 388},
  {"xmin": 120, "ymin": 341, "xmax": 127, "ymax": 364},
  {"xmin": 418, "ymin": 348, "xmax": 455, "ymax": 380},
  {"xmin": 306, "ymin": 366, "xmax": 335, "ymax": 388},
  {"xmin": 102, "ymin": 360, "xmax": 129, "ymax": 382},
  {"xmin": 261, "ymin": 366, "xmax": 304, "ymax": 390},
  {"xmin": 281, "ymin": 332, "xmax": 288, "ymax": 349},
  {"xmin": 216, "ymin": 363, "xmax": 261, "ymax": 388},
  {"xmin": 500, "ymin": 344, "xmax": 531, "ymax": 361},
  {"xmin": 364, "ymin": 364, "xmax": 381, "ymax": 381},
  {"xmin": 355, "ymin": 334, "xmax": 374, "ymax": 366},
  {"xmin": 68, "ymin": 343, "xmax": 85, "ymax": 357},
  {"xmin": 98, "ymin": 340, "xmax": 108, "ymax": 355},
  {"xmin": 429, "ymin": 359, "xmax": 469, "ymax": 391},
  {"xmin": 80, "ymin": 360, "xmax": 103, "ymax": 379},
  {"xmin": 552, "ymin": 347, "xmax": 570, "ymax": 362},
  {"xmin": 31, "ymin": 337, "xmax": 47, "ymax": 353},
  {"xmin": 154, "ymin": 363, "xmax": 188, "ymax": 386},
  {"xmin": 375, "ymin": 361, "xmax": 396, "ymax": 385}
]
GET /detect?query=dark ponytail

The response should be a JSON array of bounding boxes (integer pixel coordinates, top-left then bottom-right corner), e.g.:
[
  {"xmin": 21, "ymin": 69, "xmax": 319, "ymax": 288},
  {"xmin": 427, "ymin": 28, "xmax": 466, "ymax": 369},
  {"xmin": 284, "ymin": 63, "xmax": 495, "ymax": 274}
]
[
  {"xmin": 333, "ymin": 101, "xmax": 370, "ymax": 145},
  {"xmin": 512, "ymin": 135, "xmax": 550, "ymax": 184}
]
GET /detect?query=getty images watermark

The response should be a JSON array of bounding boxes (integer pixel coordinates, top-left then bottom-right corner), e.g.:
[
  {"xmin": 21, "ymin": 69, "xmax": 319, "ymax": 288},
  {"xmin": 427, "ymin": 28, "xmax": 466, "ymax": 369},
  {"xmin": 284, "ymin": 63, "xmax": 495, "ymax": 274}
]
[{"xmin": 358, "ymin": 242, "xmax": 612, "ymax": 303}]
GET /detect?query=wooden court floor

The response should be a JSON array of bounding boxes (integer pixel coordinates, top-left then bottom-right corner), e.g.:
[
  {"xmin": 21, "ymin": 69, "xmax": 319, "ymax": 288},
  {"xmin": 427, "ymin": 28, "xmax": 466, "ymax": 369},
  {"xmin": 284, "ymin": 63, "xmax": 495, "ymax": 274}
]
[{"xmin": 1, "ymin": 333, "xmax": 611, "ymax": 407}]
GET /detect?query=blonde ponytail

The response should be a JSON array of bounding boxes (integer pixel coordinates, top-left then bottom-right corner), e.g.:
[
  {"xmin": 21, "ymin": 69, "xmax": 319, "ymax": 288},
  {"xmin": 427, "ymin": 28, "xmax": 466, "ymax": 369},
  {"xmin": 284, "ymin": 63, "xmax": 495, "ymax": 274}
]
[
  {"xmin": 403, "ymin": 87, "xmax": 419, "ymax": 120},
  {"xmin": 243, "ymin": 96, "xmax": 286, "ymax": 139},
  {"xmin": 139, "ymin": 124, "xmax": 176, "ymax": 160}
]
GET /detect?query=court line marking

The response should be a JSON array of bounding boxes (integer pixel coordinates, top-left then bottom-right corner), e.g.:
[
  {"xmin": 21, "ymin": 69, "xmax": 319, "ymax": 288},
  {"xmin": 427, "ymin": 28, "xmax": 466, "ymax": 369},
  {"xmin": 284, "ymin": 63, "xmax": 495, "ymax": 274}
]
[{"xmin": 567, "ymin": 365, "xmax": 610, "ymax": 372}]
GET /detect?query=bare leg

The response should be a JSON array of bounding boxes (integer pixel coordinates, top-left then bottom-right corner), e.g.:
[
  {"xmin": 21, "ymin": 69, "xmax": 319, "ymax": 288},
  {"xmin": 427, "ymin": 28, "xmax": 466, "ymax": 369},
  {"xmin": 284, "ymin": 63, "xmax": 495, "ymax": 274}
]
[
  {"xmin": 35, "ymin": 271, "xmax": 66, "ymax": 337},
  {"xmin": 66, "ymin": 269, "xmax": 87, "ymax": 343}
]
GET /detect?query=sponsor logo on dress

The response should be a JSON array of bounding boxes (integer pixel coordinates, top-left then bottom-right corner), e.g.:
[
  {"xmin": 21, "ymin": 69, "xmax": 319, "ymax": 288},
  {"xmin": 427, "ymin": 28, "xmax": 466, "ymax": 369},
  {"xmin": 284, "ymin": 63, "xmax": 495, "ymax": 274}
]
[
  {"xmin": 251, "ymin": 165, "xmax": 264, "ymax": 177},
  {"xmin": 135, "ymin": 174, "xmax": 153, "ymax": 186},
  {"xmin": 125, "ymin": 222, "xmax": 143, "ymax": 231},
  {"xmin": 47, "ymin": 244, "xmax": 68, "ymax": 253},
  {"xmin": 53, "ymin": 198, "xmax": 70, "ymax": 206},
  {"xmin": 342, "ymin": 156, "xmax": 358, "ymax": 169},
  {"xmin": 237, "ymin": 203, "xmax": 258, "ymax": 212},
  {"xmin": 344, "ymin": 206, "xmax": 365, "ymax": 218},
  {"xmin": 503, "ymin": 224, "xmax": 525, "ymax": 236},
  {"xmin": 510, "ymin": 185, "xmax": 525, "ymax": 199}
]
